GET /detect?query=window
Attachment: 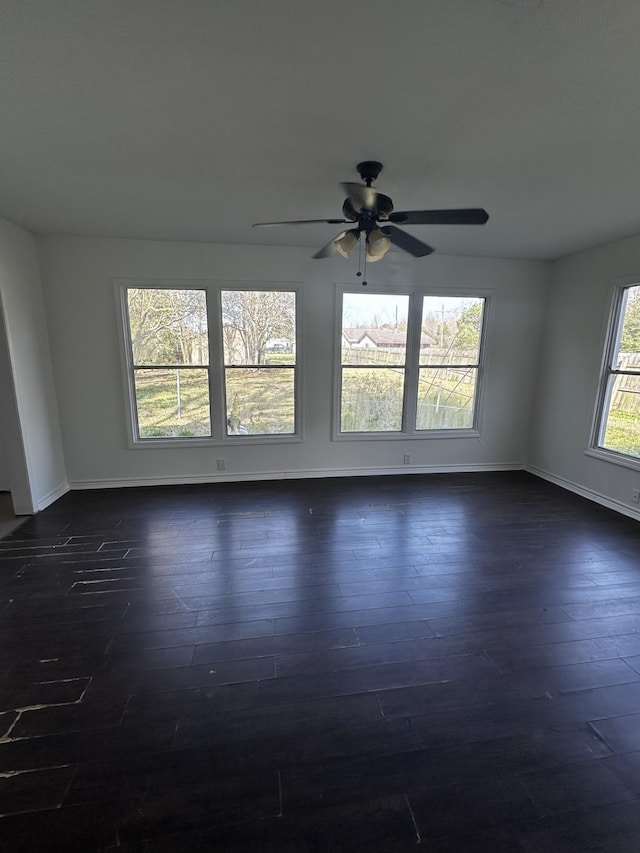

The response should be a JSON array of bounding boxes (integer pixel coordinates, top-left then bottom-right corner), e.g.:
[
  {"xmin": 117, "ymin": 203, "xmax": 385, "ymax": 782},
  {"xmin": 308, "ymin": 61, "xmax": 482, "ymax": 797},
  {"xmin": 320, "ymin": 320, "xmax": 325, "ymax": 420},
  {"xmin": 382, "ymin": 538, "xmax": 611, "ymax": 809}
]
[
  {"xmin": 221, "ymin": 290, "xmax": 296, "ymax": 436},
  {"xmin": 125, "ymin": 287, "xmax": 211, "ymax": 439},
  {"xmin": 417, "ymin": 296, "xmax": 484, "ymax": 430},
  {"xmin": 341, "ymin": 294, "xmax": 409, "ymax": 432},
  {"xmin": 593, "ymin": 283, "xmax": 640, "ymax": 461},
  {"xmin": 120, "ymin": 282, "xmax": 298, "ymax": 443},
  {"xmin": 338, "ymin": 290, "xmax": 486, "ymax": 436}
]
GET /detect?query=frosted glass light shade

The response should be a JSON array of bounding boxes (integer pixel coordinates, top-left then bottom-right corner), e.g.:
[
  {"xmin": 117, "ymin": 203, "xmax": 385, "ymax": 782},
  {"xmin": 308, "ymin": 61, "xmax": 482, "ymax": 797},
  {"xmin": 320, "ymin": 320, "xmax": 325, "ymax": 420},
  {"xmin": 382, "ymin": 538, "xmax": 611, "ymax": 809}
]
[
  {"xmin": 366, "ymin": 228, "xmax": 391, "ymax": 262},
  {"xmin": 335, "ymin": 230, "xmax": 359, "ymax": 258}
]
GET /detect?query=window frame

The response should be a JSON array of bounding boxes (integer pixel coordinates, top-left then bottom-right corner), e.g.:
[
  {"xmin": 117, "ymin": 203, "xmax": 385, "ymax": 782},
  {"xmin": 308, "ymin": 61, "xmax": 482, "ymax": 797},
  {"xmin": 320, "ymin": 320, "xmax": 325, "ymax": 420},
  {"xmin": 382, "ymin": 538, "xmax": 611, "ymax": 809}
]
[
  {"xmin": 588, "ymin": 279, "xmax": 640, "ymax": 470},
  {"xmin": 116, "ymin": 278, "xmax": 303, "ymax": 448},
  {"xmin": 338, "ymin": 291, "xmax": 413, "ymax": 435},
  {"xmin": 333, "ymin": 285, "xmax": 489, "ymax": 441},
  {"xmin": 219, "ymin": 286, "xmax": 300, "ymax": 439}
]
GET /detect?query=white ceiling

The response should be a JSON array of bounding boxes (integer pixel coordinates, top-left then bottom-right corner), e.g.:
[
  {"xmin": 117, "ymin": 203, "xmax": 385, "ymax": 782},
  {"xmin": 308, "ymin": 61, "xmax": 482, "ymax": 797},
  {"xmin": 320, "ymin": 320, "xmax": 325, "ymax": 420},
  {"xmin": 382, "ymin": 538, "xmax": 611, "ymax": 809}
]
[{"xmin": 2, "ymin": 0, "xmax": 640, "ymax": 260}]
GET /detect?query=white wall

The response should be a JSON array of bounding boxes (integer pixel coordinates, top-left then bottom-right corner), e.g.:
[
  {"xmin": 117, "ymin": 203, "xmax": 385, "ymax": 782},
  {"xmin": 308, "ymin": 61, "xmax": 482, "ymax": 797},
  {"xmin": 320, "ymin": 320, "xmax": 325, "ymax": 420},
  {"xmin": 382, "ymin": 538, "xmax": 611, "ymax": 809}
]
[
  {"xmin": 529, "ymin": 231, "xmax": 640, "ymax": 515},
  {"xmin": 0, "ymin": 218, "xmax": 67, "ymax": 511},
  {"xmin": 38, "ymin": 235, "xmax": 549, "ymax": 488},
  {"xmin": 0, "ymin": 310, "xmax": 28, "ymax": 507},
  {"xmin": 0, "ymin": 423, "xmax": 9, "ymax": 491}
]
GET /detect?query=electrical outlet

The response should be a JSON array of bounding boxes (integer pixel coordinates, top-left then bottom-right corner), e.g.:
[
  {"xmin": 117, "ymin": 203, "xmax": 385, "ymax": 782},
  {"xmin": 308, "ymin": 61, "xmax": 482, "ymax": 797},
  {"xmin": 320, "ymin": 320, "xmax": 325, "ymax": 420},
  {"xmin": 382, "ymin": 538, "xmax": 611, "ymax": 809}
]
[
  {"xmin": 216, "ymin": 458, "xmax": 226, "ymax": 471},
  {"xmin": 403, "ymin": 454, "xmax": 411, "ymax": 465},
  {"xmin": 632, "ymin": 488, "xmax": 640, "ymax": 504}
]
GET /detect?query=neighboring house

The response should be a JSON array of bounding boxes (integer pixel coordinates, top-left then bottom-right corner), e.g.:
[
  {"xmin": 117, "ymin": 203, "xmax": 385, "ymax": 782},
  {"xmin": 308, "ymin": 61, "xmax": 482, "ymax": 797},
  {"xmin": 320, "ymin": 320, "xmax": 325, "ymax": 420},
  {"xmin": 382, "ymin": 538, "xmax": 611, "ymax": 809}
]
[
  {"xmin": 342, "ymin": 328, "xmax": 435, "ymax": 349},
  {"xmin": 265, "ymin": 338, "xmax": 293, "ymax": 352}
]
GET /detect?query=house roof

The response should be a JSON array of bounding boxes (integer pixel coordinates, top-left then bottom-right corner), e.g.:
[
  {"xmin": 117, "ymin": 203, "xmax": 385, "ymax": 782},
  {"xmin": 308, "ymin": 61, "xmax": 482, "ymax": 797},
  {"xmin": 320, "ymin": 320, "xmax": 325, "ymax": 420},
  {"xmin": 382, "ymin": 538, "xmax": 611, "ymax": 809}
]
[
  {"xmin": 1, "ymin": 2, "xmax": 640, "ymax": 260},
  {"xmin": 343, "ymin": 328, "xmax": 434, "ymax": 347}
]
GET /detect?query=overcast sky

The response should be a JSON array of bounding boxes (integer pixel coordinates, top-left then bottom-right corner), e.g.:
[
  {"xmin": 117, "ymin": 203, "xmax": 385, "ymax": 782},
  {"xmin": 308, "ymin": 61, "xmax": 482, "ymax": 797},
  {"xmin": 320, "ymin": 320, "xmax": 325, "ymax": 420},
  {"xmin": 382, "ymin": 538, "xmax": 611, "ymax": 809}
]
[{"xmin": 343, "ymin": 293, "xmax": 480, "ymax": 327}]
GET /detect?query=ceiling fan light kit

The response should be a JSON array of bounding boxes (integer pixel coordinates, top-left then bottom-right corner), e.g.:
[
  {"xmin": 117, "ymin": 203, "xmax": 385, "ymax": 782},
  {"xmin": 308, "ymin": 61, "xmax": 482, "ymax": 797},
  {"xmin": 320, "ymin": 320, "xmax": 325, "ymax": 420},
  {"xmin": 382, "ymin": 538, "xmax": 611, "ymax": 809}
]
[
  {"xmin": 252, "ymin": 161, "xmax": 489, "ymax": 268},
  {"xmin": 365, "ymin": 228, "xmax": 391, "ymax": 262},
  {"xmin": 334, "ymin": 229, "xmax": 359, "ymax": 259}
]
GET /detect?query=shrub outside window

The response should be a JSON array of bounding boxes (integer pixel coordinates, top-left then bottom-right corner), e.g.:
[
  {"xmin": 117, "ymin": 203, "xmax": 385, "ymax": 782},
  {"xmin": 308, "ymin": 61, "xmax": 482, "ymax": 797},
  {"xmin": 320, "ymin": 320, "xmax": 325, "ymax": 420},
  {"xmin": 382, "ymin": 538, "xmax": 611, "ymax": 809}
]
[{"xmin": 593, "ymin": 283, "xmax": 640, "ymax": 461}]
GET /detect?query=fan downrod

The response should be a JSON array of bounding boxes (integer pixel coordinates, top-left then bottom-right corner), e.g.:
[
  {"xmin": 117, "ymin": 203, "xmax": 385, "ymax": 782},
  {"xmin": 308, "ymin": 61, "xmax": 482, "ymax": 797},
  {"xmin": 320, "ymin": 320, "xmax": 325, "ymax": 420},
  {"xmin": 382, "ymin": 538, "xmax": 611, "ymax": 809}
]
[{"xmin": 356, "ymin": 161, "xmax": 383, "ymax": 186}]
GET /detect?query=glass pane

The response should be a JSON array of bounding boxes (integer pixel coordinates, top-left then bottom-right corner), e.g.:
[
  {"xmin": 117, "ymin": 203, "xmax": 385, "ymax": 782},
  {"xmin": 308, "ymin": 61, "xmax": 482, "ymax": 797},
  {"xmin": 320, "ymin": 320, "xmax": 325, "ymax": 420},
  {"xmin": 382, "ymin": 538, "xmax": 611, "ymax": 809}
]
[
  {"xmin": 342, "ymin": 293, "xmax": 409, "ymax": 366},
  {"xmin": 341, "ymin": 368, "xmax": 404, "ymax": 432},
  {"xmin": 127, "ymin": 289, "xmax": 208, "ymax": 366},
  {"xmin": 601, "ymin": 373, "xmax": 640, "ymax": 458},
  {"xmin": 416, "ymin": 367, "xmax": 477, "ymax": 430},
  {"xmin": 221, "ymin": 290, "xmax": 296, "ymax": 365},
  {"xmin": 225, "ymin": 368, "xmax": 295, "ymax": 435},
  {"xmin": 421, "ymin": 296, "xmax": 485, "ymax": 366},
  {"xmin": 134, "ymin": 369, "xmax": 211, "ymax": 438},
  {"xmin": 616, "ymin": 285, "xmax": 640, "ymax": 366}
]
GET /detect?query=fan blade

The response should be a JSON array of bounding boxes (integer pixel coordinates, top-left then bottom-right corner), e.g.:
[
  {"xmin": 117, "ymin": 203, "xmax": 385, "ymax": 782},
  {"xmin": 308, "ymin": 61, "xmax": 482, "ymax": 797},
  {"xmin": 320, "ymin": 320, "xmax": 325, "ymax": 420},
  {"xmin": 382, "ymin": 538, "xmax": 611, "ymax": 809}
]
[
  {"xmin": 381, "ymin": 226, "xmax": 434, "ymax": 257},
  {"xmin": 341, "ymin": 182, "xmax": 377, "ymax": 212},
  {"xmin": 253, "ymin": 218, "xmax": 350, "ymax": 227},
  {"xmin": 312, "ymin": 232, "xmax": 346, "ymax": 259},
  {"xmin": 388, "ymin": 208, "xmax": 489, "ymax": 226}
]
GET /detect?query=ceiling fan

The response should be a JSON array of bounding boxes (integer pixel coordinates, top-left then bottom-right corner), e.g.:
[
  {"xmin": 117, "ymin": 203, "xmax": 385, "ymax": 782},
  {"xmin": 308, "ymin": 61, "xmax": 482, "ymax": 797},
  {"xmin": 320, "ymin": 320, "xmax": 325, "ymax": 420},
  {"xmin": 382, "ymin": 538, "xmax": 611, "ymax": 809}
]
[{"xmin": 252, "ymin": 161, "xmax": 489, "ymax": 261}]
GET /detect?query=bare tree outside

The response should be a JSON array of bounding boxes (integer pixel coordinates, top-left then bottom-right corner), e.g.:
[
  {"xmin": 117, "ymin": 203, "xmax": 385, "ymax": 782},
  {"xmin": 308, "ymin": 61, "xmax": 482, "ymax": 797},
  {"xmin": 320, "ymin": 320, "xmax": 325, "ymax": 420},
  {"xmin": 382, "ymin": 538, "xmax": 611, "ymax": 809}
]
[
  {"xmin": 127, "ymin": 288, "xmax": 208, "ymax": 365},
  {"xmin": 222, "ymin": 290, "xmax": 295, "ymax": 364},
  {"xmin": 126, "ymin": 288, "xmax": 211, "ymax": 438},
  {"xmin": 222, "ymin": 290, "xmax": 297, "ymax": 434},
  {"xmin": 125, "ymin": 287, "xmax": 298, "ymax": 439}
]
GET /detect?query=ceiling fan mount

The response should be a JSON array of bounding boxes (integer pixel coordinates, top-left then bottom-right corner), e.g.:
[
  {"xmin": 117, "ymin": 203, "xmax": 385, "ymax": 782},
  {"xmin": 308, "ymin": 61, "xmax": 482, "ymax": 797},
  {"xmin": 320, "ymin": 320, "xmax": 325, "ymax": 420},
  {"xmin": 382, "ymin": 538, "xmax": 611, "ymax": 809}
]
[
  {"xmin": 253, "ymin": 161, "xmax": 489, "ymax": 261},
  {"xmin": 355, "ymin": 160, "xmax": 384, "ymax": 185}
]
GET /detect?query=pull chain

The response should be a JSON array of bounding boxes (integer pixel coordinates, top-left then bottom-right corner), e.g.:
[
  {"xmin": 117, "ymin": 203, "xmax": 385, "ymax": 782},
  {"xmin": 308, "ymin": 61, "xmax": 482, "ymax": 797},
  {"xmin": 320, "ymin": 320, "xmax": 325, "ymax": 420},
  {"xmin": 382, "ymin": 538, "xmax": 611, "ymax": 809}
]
[{"xmin": 355, "ymin": 232, "xmax": 368, "ymax": 286}]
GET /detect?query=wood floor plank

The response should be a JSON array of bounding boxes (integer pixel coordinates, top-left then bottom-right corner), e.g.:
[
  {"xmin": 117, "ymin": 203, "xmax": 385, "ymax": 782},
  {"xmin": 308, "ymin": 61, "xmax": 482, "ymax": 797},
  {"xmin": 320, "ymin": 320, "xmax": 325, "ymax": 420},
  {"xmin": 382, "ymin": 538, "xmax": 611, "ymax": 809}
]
[{"xmin": 1, "ymin": 471, "xmax": 640, "ymax": 849}]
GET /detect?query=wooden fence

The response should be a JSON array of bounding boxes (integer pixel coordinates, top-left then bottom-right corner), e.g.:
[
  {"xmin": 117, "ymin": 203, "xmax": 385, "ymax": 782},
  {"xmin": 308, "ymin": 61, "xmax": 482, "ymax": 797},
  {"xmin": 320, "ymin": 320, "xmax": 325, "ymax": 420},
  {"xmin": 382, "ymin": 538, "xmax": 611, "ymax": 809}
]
[
  {"xmin": 342, "ymin": 346, "xmax": 476, "ymax": 369},
  {"xmin": 612, "ymin": 354, "xmax": 640, "ymax": 414}
]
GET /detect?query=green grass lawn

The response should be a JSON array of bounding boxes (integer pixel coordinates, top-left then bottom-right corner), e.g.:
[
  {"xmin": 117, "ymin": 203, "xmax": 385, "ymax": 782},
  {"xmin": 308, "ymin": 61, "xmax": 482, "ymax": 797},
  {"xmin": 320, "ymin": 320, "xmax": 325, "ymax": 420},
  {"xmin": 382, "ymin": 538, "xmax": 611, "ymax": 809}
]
[
  {"xmin": 134, "ymin": 365, "xmax": 479, "ymax": 437},
  {"xmin": 603, "ymin": 410, "xmax": 640, "ymax": 457},
  {"xmin": 135, "ymin": 369, "xmax": 211, "ymax": 437},
  {"xmin": 134, "ymin": 367, "xmax": 295, "ymax": 437},
  {"xmin": 341, "ymin": 367, "xmax": 476, "ymax": 432},
  {"xmin": 225, "ymin": 368, "xmax": 295, "ymax": 434}
]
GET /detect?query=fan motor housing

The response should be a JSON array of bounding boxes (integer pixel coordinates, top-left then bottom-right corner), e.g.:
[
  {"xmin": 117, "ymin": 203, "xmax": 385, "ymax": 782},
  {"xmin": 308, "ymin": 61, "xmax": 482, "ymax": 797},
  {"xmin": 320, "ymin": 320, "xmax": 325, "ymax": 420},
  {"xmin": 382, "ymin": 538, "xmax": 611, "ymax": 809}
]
[
  {"xmin": 342, "ymin": 193, "xmax": 393, "ymax": 222},
  {"xmin": 373, "ymin": 193, "xmax": 393, "ymax": 219}
]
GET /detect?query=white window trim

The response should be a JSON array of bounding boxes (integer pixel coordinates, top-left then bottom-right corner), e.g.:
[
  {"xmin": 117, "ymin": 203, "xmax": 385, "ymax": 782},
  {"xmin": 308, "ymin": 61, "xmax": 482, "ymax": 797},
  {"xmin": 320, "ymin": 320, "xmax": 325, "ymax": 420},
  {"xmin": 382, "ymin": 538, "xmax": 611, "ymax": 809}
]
[
  {"xmin": 589, "ymin": 277, "xmax": 640, "ymax": 470},
  {"xmin": 115, "ymin": 278, "xmax": 303, "ymax": 448},
  {"xmin": 332, "ymin": 284, "xmax": 490, "ymax": 441}
]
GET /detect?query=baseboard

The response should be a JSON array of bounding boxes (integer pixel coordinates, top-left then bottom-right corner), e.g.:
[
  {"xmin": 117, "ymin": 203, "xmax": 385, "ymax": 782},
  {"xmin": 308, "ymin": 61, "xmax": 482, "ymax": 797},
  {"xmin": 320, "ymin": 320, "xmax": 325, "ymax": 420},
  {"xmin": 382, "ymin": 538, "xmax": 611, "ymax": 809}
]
[
  {"xmin": 68, "ymin": 462, "xmax": 524, "ymax": 490},
  {"xmin": 48, "ymin": 465, "xmax": 640, "ymax": 521},
  {"xmin": 37, "ymin": 481, "xmax": 69, "ymax": 511},
  {"xmin": 526, "ymin": 464, "xmax": 640, "ymax": 521}
]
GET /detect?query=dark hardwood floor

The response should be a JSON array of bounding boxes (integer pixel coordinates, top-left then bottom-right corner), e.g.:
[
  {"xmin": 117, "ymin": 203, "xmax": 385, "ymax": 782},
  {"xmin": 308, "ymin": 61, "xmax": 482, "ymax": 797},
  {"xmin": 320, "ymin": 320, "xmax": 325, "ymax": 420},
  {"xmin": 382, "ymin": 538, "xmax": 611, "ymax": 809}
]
[{"xmin": 2, "ymin": 471, "xmax": 640, "ymax": 850}]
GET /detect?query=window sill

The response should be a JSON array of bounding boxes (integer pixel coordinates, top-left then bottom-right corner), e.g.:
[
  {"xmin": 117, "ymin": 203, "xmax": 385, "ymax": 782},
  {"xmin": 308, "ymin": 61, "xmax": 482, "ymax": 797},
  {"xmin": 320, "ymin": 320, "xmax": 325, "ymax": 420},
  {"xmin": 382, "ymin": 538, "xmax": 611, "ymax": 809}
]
[
  {"xmin": 128, "ymin": 435, "xmax": 303, "ymax": 449},
  {"xmin": 584, "ymin": 446, "xmax": 640, "ymax": 472},
  {"xmin": 333, "ymin": 429, "xmax": 481, "ymax": 442}
]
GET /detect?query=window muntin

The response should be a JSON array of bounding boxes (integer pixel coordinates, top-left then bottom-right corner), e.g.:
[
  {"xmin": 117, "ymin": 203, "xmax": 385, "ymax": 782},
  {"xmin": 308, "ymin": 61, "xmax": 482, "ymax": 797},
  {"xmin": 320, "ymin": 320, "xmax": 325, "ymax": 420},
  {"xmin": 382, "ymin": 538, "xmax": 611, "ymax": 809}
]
[
  {"xmin": 221, "ymin": 290, "xmax": 296, "ymax": 436},
  {"xmin": 125, "ymin": 288, "xmax": 211, "ymax": 439},
  {"xmin": 417, "ymin": 297, "xmax": 484, "ymax": 431},
  {"xmin": 337, "ymin": 291, "xmax": 486, "ymax": 436},
  {"xmin": 594, "ymin": 284, "xmax": 640, "ymax": 460}
]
